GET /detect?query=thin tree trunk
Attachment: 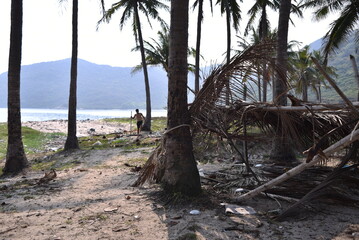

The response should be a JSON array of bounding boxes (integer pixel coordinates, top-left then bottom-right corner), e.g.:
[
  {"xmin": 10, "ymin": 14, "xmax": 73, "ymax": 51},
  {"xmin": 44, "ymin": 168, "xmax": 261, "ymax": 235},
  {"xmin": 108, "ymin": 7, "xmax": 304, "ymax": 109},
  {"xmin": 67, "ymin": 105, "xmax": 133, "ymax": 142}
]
[
  {"xmin": 65, "ymin": 0, "xmax": 79, "ymax": 150},
  {"xmin": 4, "ymin": 0, "xmax": 29, "ymax": 174},
  {"xmin": 302, "ymin": 77, "xmax": 308, "ymax": 101},
  {"xmin": 259, "ymin": 6, "xmax": 268, "ymax": 103},
  {"xmin": 225, "ymin": 2, "xmax": 231, "ymax": 105},
  {"xmin": 161, "ymin": 0, "xmax": 201, "ymax": 196},
  {"xmin": 350, "ymin": 55, "xmax": 359, "ymax": 100},
  {"xmin": 263, "ymin": 64, "xmax": 268, "ymax": 102},
  {"xmin": 257, "ymin": 68, "xmax": 261, "ymax": 101},
  {"xmin": 135, "ymin": 6, "xmax": 151, "ymax": 132},
  {"xmin": 194, "ymin": 0, "xmax": 203, "ymax": 95},
  {"xmin": 317, "ymin": 82, "xmax": 322, "ymax": 103}
]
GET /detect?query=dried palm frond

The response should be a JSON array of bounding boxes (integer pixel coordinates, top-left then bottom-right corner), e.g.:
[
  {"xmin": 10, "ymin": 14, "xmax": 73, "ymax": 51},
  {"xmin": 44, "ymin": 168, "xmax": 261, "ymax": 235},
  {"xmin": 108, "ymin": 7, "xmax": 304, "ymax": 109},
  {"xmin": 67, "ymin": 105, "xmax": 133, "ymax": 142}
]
[{"xmin": 190, "ymin": 40, "xmax": 358, "ymax": 152}]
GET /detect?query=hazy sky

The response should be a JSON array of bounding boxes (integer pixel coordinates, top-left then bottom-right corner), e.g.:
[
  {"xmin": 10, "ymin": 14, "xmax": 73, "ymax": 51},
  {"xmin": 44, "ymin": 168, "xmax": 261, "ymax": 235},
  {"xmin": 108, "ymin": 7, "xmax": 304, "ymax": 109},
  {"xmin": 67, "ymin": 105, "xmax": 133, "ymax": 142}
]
[{"xmin": 0, "ymin": 0, "xmax": 337, "ymax": 74}]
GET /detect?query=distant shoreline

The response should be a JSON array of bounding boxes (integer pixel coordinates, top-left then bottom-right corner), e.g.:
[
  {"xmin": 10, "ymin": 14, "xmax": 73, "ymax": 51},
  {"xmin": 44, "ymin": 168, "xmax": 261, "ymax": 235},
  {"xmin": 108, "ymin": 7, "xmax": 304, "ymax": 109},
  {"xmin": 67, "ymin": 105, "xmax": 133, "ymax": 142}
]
[{"xmin": 0, "ymin": 108, "xmax": 167, "ymax": 122}]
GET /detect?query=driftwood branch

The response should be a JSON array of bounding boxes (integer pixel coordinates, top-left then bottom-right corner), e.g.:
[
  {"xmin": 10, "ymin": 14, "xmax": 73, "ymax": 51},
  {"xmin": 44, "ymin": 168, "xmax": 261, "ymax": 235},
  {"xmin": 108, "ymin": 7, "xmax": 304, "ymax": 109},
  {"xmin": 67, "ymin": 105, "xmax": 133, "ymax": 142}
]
[{"xmin": 237, "ymin": 128, "xmax": 359, "ymax": 202}]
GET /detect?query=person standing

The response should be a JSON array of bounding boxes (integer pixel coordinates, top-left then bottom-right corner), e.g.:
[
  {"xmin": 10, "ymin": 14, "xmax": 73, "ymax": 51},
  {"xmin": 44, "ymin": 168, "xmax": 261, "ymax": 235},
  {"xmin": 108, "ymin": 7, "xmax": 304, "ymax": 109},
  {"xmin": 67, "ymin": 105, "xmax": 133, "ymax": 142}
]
[{"xmin": 131, "ymin": 109, "xmax": 145, "ymax": 136}]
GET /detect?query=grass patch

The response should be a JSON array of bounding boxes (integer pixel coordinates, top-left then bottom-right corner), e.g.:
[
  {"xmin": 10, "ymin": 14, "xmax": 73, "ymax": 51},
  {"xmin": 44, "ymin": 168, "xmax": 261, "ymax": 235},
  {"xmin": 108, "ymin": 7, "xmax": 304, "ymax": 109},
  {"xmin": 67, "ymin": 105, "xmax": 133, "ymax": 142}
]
[
  {"xmin": 151, "ymin": 117, "xmax": 167, "ymax": 132},
  {"xmin": 80, "ymin": 213, "xmax": 108, "ymax": 222},
  {"xmin": 31, "ymin": 160, "xmax": 57, "ymax": 171},
  {"xmin": 126, "ymin": 157, "xmax": 147, "ymax": 166},
  {"xmin": 103, "ymin": 117, "xmax": 167, "ymax": 132},
  {"xmin": 176, "ymin": 233, "xmax": 199, "ymax": 240},
  {"xmin": 31, "ymin": 158, "xmax": 81, "ymax": 171},
  {"xmin": 0, "ymin": 123, "xmax": 65, "ymax": 159},
  {"xmin": 103, "ymin": 117, "xmax": 131, "ymax": 124}
]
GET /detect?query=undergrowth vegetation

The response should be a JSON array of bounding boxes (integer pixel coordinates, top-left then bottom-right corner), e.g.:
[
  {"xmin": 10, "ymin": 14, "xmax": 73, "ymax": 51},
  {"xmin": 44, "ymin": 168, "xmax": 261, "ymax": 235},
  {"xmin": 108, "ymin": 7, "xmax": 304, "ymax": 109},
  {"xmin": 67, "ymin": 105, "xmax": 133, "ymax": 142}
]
[
  {"xmin": 0, "ymin": 123, "xmax": 65, "ymax": 160},
  {"xmin": 0, "ymin": 117, "xmax": 167, "ymax": 172}
]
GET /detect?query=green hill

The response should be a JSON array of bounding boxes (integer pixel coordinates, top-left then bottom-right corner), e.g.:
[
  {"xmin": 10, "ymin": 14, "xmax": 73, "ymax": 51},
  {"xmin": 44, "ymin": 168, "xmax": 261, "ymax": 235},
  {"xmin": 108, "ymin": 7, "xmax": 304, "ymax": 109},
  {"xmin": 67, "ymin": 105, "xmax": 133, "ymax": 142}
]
[
  {"xmin": 0, "ymin": 59, "xmax": 179, "ymax": 109},
  {"xmin": 309, "ymin": 33, "xmax": 359, "ymax": 103}
]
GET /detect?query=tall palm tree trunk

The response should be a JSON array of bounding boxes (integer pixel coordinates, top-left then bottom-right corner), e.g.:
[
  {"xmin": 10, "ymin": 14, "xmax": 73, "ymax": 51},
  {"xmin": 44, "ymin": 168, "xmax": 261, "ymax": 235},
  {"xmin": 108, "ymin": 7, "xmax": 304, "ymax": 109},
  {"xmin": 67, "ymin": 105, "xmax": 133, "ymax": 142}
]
[
  {"xmin": 257, "ymin": 67, "xmax": 261, "ymax": 101},
  {"xmin": 161, "ymin": 0, "xmax": 201, "ymax": 196},
  {"xmin": 65, "ymin": 0, "xmax": 79, "ymax": 150},
  {"xmin": 302, "ymin": 78, "xmax": 308, "ymax": 101},
  {"xmin": 134, "ymin": 6, "xmax": 151, "ymax": 132},
  {"xmin": 4, "ymin": 0, "xmax": 29, "ymax": 174},
  {"xmin": 270, "ymin": 0, "xmax": 296, "ymax": 163},
  {"xmin": 194, "ymin": 0, "xmax": 203, "ymax": 95},
  {"xmin": 225, "ymin": 2, "xmax": 231, "ymax": 105}
]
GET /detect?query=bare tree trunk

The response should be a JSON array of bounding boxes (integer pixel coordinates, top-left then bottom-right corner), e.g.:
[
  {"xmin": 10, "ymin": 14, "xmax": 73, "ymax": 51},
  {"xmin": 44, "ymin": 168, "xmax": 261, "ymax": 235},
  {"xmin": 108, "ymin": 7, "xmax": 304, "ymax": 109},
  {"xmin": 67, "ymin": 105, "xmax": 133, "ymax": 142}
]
[
  {"xmin": 160, "ymin": 0, "xmax": 201, "ymax": 196},
  {"xmin": 65, "ymin": 0, "xmax": 79, "ymax": 150},
  {"xmin": 4, "ymin": 0, "xmax": 29, "ymax": 174}
]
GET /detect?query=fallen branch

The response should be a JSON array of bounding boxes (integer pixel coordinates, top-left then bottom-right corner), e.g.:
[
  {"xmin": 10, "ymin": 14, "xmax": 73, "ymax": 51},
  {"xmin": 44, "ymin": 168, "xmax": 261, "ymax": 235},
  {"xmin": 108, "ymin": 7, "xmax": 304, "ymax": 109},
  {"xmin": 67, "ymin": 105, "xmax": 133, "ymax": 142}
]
[
  {"xmin": 237, "ymin": 129, "xmax": 359, "ymax": 202},
  {"xmin": 260, "ymin": 103, "xmax": 359, "ymax": 112}
]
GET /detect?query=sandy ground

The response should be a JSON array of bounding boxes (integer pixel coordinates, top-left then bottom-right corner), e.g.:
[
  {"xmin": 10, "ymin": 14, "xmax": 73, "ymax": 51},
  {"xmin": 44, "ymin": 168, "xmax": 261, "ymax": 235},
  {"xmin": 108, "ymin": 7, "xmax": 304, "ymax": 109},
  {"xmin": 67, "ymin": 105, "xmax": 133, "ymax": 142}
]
[
  {"xmin": 22, "ymin": 119, "xmax": 129, "ymax": 137},
  {"xmin": 0, "ymin": 120, "xmax": 359, "ymax": 240}
]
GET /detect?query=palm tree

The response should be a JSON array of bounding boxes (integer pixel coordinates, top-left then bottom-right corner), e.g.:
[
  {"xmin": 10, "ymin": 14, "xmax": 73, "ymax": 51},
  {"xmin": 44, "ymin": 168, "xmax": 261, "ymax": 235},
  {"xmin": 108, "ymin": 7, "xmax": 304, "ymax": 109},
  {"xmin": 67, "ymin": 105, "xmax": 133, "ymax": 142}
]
[
  {"xmin": 4, "ymin": 0, "xmax": 29, "ymax": 174},
  {"xmin": 270, "ymin": 0, "xmax": 297, "ymax": 163},
  {"xmin": 289, "ymin": 45, "xmax": 315, "ymax": 101},
  {"xmin": 99, "ymin": 0, "xmax": 169, "ymax": 132},
  {"xmin": 192, "ymin": 0, "xmax": 213, "ymax": 95},
  {"xmin": 64, "ymin": 0, "xmax": 80, "ymax": 150},
  {"xmin": 302, "ymin": 0, "xmax": 359, "ymax": 61},
  {"xmin": 245, "ymin": 0, "xmax": 279, "ymax": 102},
  {"xmin": 161, "ymin": 0, "xmax": 201, "ymax": 196},
  {"xmin": 61, "ymin": 0, "xmax": 106, "ymax": 150},
  {"xmin": 216, "ymin": 0, "xmax": 242, "ymax": 104},
  {"xmin": 131, "ymin": 25, "xmax": 196, "ymax": 74},
  {"xmin": 310, "ymin": 49, "xmax": 336, "ymax": 102},
  {"xmin": 216, "ymin": 0, "xmax": 242, "ymax": 63}
]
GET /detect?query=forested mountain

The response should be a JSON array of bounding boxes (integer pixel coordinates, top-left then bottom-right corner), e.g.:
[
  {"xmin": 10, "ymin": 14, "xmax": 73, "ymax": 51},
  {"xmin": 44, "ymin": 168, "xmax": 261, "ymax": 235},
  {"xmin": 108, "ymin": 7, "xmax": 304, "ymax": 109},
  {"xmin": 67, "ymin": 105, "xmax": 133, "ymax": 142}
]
[
  {"xmin": 309, "ymin": 33, "xmax": 359, "ymax": 103},
  {"xmin": 0, "ymin": 35, "xmax": 357, "ymax": 109},
  {"xmin": 0, "ymin": 59, "xmax": 189, "ymax": 109}
]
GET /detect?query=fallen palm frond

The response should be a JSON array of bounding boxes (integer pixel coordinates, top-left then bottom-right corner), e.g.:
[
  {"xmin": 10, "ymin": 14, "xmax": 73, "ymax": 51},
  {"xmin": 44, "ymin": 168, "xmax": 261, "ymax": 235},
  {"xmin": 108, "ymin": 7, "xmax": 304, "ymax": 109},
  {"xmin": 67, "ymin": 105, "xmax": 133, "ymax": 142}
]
[
  {"xmin": 236, "ymin": 128, "xmax": 359, "ymax": 202},
  {"xmin": 275, "ymin": 163, "xmax": 359, "ymax": 221}
]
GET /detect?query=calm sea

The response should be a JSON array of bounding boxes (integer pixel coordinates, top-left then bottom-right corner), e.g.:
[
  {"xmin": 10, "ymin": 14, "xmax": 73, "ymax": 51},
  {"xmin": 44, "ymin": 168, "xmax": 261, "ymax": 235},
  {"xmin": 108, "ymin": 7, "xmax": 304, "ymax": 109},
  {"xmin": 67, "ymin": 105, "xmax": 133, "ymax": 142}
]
[{"xmin": 0, "ymin": 108, "xmax": 167, "ymax": 122}]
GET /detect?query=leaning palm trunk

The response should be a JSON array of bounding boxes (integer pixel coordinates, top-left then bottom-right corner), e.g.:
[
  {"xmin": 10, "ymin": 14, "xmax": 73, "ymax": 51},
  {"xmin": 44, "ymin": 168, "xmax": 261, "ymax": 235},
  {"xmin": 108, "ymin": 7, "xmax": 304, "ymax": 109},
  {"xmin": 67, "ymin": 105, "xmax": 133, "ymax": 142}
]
[
  {"xmin": 64, "ymin": 0, "xmax": 79, "ymax": 150},
  {"xmin": 4, "ymin": 0, "xmax": 29, "ymax": 174},
  {"xmin": 135, "ymin": 6, "xmax": 151, "ymax": 132}
]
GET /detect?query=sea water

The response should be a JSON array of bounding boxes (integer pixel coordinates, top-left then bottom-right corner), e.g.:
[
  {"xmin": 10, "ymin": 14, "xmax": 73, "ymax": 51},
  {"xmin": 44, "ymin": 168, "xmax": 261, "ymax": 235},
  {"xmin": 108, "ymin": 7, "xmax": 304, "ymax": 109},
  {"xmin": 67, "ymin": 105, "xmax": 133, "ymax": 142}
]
[{"xmin": 0, "ymin": 108, "xmax": 167, "ymax": 122}]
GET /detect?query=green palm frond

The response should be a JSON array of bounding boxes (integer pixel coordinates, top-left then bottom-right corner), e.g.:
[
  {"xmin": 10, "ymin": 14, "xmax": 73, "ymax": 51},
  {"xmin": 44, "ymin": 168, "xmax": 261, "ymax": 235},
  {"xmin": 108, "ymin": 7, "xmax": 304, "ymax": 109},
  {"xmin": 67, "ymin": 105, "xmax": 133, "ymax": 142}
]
[
  {"xmin": 302, "ymin": 0, "xmax": 359, "ymax": 59},
  {"xmin": 322, "ymin": 2, "xmax": 359, "ymax": 59},
  {"xmin": 216, "ymin": 0, "xmax": 242, "ymax": 32}
]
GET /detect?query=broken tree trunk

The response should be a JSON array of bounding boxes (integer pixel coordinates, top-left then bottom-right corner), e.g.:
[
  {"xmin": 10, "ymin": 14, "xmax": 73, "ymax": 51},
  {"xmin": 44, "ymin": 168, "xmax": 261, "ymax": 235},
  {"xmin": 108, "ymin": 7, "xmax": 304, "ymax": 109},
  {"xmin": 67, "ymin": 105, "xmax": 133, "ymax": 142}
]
[{"xmin": 237, "ymin": 128, "xmax": 359, "ymax": 202}]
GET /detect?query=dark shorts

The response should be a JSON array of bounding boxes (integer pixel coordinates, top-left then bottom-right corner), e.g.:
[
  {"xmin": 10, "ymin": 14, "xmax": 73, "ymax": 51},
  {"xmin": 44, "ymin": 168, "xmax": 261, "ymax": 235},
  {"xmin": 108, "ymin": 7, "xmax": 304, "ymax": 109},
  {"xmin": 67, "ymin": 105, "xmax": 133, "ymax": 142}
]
[{"xmin": 137, "ymin": 121, "xmax": 143, "ymax": 128}]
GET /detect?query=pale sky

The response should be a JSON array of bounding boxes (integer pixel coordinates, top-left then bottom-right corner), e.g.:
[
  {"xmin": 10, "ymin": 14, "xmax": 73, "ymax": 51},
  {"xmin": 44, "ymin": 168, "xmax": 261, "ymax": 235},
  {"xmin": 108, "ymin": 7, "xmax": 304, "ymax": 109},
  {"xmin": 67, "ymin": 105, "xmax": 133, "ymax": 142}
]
[{"xmin": 0, "ymin": 0, "xmax": 337, "ymax": 75}]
